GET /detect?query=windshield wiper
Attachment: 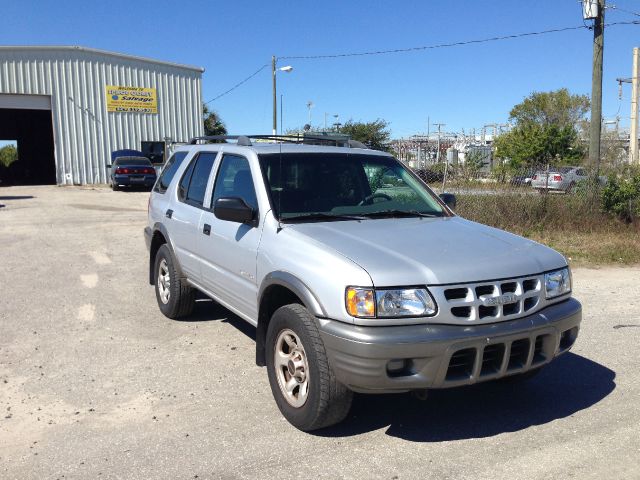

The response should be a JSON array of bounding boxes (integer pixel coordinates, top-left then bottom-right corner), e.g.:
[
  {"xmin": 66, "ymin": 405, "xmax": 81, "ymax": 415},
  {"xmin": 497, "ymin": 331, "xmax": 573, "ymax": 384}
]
[
  {"xmin": 359, "ymin": 210, "xmax": 441, "ymax": 218},
  {"xmin": 281, "ymin": 212, "xmax": 367, "ymax": 223}
]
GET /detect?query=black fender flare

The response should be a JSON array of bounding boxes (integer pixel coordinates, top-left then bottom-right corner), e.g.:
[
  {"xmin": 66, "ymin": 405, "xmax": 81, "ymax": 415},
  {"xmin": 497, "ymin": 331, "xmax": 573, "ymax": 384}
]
[
  {"xmin": 255, "ymin": 271, "xmax": 327, "ymax": 366},
  {"xmin": 148, "ymin": 223, "xmax": 185, "ymax": 284}
]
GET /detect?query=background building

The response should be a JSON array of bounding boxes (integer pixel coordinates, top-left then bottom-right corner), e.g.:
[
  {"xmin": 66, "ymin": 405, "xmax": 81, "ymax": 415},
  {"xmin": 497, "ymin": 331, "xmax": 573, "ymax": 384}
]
[{"xmin": 0, "ymin": 46, "xmax": 203, "ymax": 185}]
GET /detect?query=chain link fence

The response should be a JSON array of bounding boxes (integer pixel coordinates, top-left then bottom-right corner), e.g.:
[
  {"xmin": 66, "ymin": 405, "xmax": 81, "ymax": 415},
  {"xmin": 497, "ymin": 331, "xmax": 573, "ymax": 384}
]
[{"xmin": 409, "ymin": 161, "xmax": 640, "ymax": 234}]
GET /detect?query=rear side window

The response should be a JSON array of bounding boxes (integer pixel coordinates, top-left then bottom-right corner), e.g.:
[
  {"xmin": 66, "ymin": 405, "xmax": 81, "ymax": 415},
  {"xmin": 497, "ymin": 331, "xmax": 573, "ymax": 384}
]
[
  {"xmin": 154, "ymin": 152, "xmax": 188, "ymax": 193},
  {"xmin": 179, "ymin": 152, "xmax": 217, "ymax": 208}
]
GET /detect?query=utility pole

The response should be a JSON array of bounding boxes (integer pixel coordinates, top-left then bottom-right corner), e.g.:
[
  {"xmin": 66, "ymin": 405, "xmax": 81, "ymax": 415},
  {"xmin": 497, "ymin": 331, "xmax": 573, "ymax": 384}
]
[
  {"xmin": 433, "ymin": 123, "xmax": 445, "ymax": 163},
  {"xmin": 588, "ymin": 0, "xmax": 605, "ymax": 173},
  {"xmin": 631, "ymin": 47, "xmax": 639, "ymax": 164}
]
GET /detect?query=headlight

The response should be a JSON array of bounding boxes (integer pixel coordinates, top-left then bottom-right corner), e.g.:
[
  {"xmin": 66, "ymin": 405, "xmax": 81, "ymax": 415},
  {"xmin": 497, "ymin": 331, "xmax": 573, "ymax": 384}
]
[
  {"xmin": 545, "ymin": 268, "xmax": 571, "ymax": 299},
  {"xmin": 346, "ymin": 287, "xmax": 437, "ymax": 318}
]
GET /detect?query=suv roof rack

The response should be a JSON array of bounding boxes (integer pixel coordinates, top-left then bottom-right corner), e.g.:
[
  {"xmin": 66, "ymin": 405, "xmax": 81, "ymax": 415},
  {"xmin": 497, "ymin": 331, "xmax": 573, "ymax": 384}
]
[{"xmin": 188, "ymin": 134, "xmax": 371, "ymax": 149}]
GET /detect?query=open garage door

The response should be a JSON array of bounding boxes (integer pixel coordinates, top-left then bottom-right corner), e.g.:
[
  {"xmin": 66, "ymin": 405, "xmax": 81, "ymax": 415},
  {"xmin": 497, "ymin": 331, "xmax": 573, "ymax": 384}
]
[{"xmin": 0, "ymin": 94, "xmax": 56, "ymax": 185}]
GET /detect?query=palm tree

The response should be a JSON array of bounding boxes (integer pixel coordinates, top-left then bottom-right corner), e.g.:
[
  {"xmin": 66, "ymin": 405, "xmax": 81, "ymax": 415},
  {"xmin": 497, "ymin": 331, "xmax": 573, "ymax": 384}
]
[{"xmin": 202, "ymin": 104, "xmax": 227, "ymax": 136}]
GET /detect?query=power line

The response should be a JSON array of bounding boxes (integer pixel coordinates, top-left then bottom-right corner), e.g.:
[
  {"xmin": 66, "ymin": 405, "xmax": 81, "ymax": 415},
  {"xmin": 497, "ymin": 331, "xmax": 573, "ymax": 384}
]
[
  {"xmin": 608, "ymin": 4, "xmax": 640, "ymax": 18},
  {"xmin": 280, "ymin": 20, "xmax": 639, "ymax": 60},
  {"xmin": 205, "ymin": 20, "xmax": 640, "ymax": 103},
  {"xmin": 204, "ymin": 63, "xmax": 269, "ymax": 104}
]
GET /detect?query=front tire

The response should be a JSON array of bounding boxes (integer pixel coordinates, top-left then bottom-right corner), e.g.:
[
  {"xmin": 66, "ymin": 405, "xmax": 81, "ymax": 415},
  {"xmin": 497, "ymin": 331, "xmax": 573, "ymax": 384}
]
[
  {"xmin": 154, "ymin": 244, "xmax": 195, "ymax": 319},
  {"xmin": 266, "ymin": 304, "xmax": 353, "ymax": 431}
]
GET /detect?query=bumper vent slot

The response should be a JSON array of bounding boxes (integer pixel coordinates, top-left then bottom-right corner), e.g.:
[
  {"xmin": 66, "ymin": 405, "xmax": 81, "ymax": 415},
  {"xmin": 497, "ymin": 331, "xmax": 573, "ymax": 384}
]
[
  {"xmin": 480, "ymin": 344, "xmax": 506, "ymax": 376},
  {"xmin": 532, "ymin": 335, "xmax": 548, "ymax": 364},
  {"xmin": 507, "ymin": 339, "xmax": 530, "ymax": 371},
  {"xmin": 446, "ymin": 348, "xmax": 476, "ymax": 380},
  {"xmin": 559, "ymin": 327, "xmax": 578, "ymax": 351}
]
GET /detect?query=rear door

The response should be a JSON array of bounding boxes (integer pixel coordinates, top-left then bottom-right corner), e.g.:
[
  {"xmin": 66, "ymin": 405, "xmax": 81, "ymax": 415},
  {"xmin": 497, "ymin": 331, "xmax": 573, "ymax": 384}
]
[
  {"xmin": 165, "ymin": 151, "xmax": 217, "ymax": 281},
  {"xmin": 196, "ymin": 153, "xmax": 262, "ymax": 322}
]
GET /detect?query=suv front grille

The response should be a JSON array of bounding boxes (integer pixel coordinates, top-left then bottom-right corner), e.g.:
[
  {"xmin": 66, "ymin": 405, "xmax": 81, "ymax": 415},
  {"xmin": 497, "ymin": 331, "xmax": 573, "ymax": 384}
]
[{"xmin": 429, "ymin": 275, "xmax": 544, "ymax": 325}]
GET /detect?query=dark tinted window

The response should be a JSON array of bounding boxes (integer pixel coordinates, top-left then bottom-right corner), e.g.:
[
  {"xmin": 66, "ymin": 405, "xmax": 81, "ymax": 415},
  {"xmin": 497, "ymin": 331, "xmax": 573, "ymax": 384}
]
[
  {"xmin": 178, "ymin": 157, "xmax": 197, "ymax": 201},
  {"xmin": 182, "ymin": 152, "xmax": 217, "ymax": 207},
  {"xmin": 212, "ymin": 155, "xmax": 257, "ymax": 209},
  {"xmin": 154, "ymin": 152, "xmax": 188, "ymax": 193}
]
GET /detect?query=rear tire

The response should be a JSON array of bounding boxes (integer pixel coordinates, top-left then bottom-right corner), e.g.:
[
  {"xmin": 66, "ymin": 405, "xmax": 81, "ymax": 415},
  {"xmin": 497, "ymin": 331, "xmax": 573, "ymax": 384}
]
[
  {"xmin": 111, "ymin": 181, "xmax": 119, "ymax": 191},
  {"xmin": 266, "ymin": 304, "xmax": 353, "ymax": 431},
  {"xmin": 154, "ymin": 244, "xmax": 195, "ymax": 319}
]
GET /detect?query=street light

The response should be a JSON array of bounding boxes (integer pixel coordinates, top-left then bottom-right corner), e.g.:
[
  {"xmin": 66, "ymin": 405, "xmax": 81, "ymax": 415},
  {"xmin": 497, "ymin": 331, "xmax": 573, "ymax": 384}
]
[{"xmin": 272, "ymin": 56, "xmax": 293, "ymax": 135}]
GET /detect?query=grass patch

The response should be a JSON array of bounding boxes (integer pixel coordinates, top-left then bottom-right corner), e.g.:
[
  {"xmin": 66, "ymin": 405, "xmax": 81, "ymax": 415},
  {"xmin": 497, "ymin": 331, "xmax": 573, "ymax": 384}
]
[{"xmin": 455, "ymin": 191, "xmax": 640, "ymax": 266}]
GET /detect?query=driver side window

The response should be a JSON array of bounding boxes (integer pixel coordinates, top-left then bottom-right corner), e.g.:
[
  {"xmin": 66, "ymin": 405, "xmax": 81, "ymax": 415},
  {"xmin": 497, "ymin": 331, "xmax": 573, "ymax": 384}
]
[{"xmin": 212, "ymin": 155, "xmax": 258, "ymax": 210}]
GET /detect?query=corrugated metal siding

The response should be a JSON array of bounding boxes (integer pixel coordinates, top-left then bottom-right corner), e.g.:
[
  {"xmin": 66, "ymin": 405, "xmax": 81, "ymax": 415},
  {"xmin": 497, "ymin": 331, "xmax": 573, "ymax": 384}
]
[{"xmin": 0, "ymin": 47, "xmax": 203, "ymax": 184}]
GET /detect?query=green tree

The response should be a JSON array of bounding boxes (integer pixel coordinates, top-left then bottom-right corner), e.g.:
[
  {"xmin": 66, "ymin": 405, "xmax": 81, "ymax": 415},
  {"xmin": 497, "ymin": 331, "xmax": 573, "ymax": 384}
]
[
  {"xmin": 494, "ymin": 89, "xmax": 589, "ymax": 168},
  {"xmin": 509, "ymin": 88, "xmax": 590, "ymax": 129},
  {"xmin": 0, "ymin": 144, "xmax": 18, "ymax": 167},
  {"xmin": 494, "ymin": 123, "xmax": 583, "ymax": 168},
  {"xmin": 338, "ymin": 119, "xmax": 391, "ymax": 151},
  {"xmin": 202, "ymin": 104, "xmax": 227, "ymax": 136}
]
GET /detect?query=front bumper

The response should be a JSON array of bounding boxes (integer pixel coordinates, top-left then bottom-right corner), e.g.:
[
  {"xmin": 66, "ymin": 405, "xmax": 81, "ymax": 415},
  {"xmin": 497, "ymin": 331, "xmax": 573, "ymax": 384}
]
[{"xmin": 318, "ymin": 298, "xmax": 581, "ymax": 393}]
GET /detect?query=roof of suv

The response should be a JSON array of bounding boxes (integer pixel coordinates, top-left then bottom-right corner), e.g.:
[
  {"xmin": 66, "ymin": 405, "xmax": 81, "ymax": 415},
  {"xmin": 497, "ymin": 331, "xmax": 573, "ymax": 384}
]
[{"xmin": 175, "ymin": 142, "xmax": 392, "ymax": 157}]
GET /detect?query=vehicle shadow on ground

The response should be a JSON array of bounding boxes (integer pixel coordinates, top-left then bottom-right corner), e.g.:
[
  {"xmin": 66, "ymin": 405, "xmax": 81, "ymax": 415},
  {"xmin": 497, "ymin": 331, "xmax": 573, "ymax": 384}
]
[
  {"xmin": 0, "ymin": 195, "xmax": 35, "ymax": 200},
  {"xmin": 176, "ymin": 296, "xmax": 257, "ymax": 341},
  {"xmin": 318, "ymin": 353, "xmax": 615, "ymax": 442}
]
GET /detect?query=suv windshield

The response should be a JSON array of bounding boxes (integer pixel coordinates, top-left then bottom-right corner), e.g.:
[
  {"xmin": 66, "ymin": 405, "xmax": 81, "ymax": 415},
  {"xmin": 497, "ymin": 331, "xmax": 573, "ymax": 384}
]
[{"xmin": 258, "ymin": 153, "xmax": 445, "ymax": 221}]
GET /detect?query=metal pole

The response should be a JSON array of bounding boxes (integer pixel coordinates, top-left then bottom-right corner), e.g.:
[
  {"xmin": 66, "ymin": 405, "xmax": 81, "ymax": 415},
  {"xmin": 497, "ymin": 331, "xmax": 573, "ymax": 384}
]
[
  {"xmin": 631, "ymin": 47, "xmax": 639, "ymax": 164},
  {"xmin": 280, "ymin": 94, "xmax": 283, "ymax": 136},
  {"xmin": 272, "ymin": 55, "xmax": 277, "ymax": 136},
  {"xmin": 588, "ymin": 0, "xmax": 605, "ymax": 173}
]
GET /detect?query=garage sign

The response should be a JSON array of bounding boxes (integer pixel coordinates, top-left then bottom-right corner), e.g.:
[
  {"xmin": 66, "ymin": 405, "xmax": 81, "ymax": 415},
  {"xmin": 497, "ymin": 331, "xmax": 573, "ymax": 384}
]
[{"xmin": 105, "ymin": 85, "xmax": 157, "ymax": 113}]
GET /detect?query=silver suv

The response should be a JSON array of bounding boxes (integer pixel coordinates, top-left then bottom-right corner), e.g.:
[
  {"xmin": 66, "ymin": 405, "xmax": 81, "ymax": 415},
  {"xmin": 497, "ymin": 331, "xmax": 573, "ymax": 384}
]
[{"xmin": 145, "ymin": 135, "xmax": 581, "ymax": 431}]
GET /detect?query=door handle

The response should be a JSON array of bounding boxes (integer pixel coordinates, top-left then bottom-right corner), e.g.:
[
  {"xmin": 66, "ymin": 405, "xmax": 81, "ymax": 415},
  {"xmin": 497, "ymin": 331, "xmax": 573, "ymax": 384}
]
[
  {"xmin": 165, "ymin": 209, "xmax": 173, "ymax": 219},
  {"xmin": 203, "ymin": 223, "xmax": 211, "ymax": 235}
]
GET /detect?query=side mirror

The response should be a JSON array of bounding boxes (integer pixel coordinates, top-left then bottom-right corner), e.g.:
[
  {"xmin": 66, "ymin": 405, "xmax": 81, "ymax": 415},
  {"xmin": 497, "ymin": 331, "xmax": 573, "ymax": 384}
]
[
  {"xmin": 439, "ymin": 192, "xmax": 456, "ymax": 210},
  {"xmin": 214, "ymin": 197, "xmax": 256, "ymax": 225}
]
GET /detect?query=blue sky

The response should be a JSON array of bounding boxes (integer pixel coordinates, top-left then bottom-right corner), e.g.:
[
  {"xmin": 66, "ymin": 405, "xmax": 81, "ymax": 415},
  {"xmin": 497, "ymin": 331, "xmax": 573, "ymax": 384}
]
[{"xmin": 2, "ymin": 0, "xmax": 639, "ymax": 138}]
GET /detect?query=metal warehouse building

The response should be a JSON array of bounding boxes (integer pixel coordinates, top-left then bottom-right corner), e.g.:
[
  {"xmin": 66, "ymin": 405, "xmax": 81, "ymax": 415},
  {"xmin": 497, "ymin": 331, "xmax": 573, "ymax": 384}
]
[{"xmin": 0, "ymin": 46, "xmax": 203, "ymax": 185}]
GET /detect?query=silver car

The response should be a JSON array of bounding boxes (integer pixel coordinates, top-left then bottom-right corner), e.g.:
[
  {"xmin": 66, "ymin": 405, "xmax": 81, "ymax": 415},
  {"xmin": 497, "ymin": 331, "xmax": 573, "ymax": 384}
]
[
  {"xmin": 530, "ymin": 166, "xmax": 588, "ymax": 193},
  {"xmin": 145, "ymin": 135, "xmax": 581, "ymax": 431}
]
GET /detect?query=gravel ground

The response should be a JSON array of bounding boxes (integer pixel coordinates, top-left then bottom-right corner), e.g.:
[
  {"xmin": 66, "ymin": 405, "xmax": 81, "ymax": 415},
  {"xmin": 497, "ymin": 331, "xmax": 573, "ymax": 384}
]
[{"xmin": 1, "ymin": 186, "xmax": 639, "ymax": 480}]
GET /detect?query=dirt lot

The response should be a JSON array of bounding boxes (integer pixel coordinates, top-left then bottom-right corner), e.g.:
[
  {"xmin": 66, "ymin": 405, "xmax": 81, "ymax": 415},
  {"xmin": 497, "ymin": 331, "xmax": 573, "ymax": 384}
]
[{"xmin": 1, "ymin": 186, "xmax": 639, "ymax": 480}]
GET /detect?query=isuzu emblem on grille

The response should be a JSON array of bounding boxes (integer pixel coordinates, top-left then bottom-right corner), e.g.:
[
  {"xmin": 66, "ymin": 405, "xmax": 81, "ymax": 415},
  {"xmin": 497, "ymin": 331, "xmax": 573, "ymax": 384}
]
[{"xmin": 482, "ymin": 293, "xmax": 518, "ymax": 306}]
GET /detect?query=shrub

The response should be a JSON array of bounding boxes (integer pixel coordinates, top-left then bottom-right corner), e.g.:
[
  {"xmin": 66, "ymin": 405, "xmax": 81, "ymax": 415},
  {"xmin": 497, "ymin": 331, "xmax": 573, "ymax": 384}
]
[{"xmin": 601, "ymin": 168, "xmax": 640, "ymax": 223}]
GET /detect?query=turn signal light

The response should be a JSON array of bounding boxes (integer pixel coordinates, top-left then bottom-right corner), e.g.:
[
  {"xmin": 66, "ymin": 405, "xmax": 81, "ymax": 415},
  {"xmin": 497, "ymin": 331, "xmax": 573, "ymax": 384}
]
[{"xmin": 346, "ymin": 287, "xmax": 375, "ymax": 317}]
